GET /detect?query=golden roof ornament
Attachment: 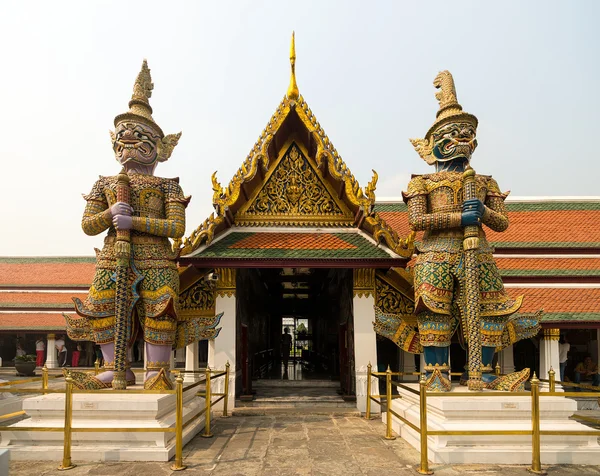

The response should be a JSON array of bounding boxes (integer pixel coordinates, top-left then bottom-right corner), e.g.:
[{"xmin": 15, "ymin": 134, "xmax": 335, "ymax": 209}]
[
  {"xmin": 410, "ymin": 70, "xmax": 478, "ymax": 165},
  {"xmin": 114, "ymin": 59, "xmax": 164, "ymax": 137},
  {"xmin": 286, "ymin": 32, "xmax": 299, "ymax": 100}
]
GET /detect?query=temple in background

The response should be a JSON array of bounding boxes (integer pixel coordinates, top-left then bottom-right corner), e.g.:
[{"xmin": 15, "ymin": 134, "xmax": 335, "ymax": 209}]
[{"xmin": 1, "ymin": 35, "xmax": 599, "ymax": 412}]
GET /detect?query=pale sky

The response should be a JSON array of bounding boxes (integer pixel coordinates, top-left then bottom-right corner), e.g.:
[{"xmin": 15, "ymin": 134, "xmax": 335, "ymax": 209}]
[{"xmin": 0, "ymin": 0, "xmax": 598, "ymax": 256}]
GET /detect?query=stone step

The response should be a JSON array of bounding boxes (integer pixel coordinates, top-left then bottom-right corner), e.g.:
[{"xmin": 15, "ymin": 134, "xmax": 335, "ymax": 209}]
[
  {"xmin": 232, "ymin": 406, "xmax": 361, "ymax": 417},
  {"xmin": 237, "ymin": 398, "xmax": 355, "ymax": 408},
  {"xmin": 252, "ymin": 379, "xmax": 339, "ymax": 388}
]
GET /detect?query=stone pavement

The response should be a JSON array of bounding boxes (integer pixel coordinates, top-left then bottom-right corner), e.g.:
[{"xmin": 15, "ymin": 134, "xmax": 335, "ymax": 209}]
[{"xmin": 7, "ymin": 414, "xmax": 600, "ymax": 475}]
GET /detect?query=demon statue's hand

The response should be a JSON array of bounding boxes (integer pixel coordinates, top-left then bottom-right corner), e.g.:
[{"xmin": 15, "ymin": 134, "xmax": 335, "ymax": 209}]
[
  {"xmin": 110, "ymin": 202, "xmax": 133, "ymax": 217},
  {"xmin": 461, "ymin": 198, "xmax": 484, "ymax": 227},
  {"xmin": 112, "ymin": 214, "xmax": 133, "ymax": 230}
]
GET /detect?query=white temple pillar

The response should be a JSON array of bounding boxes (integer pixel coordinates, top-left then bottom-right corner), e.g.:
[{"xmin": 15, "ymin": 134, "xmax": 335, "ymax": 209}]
[
  {"xmin": 184, "ymin": 341, "xmax": 199, "ymax": 383},
  {"xmin": 169, "ymin": 350, "xmax": 175, "ymax": 370},
  {"xmin": 208, "ymin": 269, "xmax": 236, "ymax": 410},
  {"xmin": 499, "ymin": 345, "xmax": 515, "ymax": 375},
  {"xmin": 352, "ymin": 270, "xmax": 379, "ymax": 414},
  {"xmin": 45, "ymin": 333, "xmax": 58, "ymax": 369},
  {"xmin": 540, "ymin": 328, "xmax": 562, "ymax": 390},
  {"xmin": 175, "ymin": 347, "xmax": 185, "ymax": 367},
  {"xmin": 402, "ymin": 350, "xmax": 418, "ymax": 382}
]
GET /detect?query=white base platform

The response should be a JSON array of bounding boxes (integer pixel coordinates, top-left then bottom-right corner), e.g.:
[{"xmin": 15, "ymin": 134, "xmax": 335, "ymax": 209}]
[
  {"xmin": 387, "ymin": 383, "xmax": 600, "ymax": 465},
  {"xmin": 0, "ymin": 385, "xmax": 207, "ymax": 462}
]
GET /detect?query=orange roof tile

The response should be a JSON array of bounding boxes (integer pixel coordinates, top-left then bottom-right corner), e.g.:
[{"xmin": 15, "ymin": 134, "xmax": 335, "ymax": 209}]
[
  {"xmin": 0, "ymin": 313, "xmax": 67, "ymax": 330},
  {"xmin": 374, "ymin": 202, "xmax": 600, "ymax": 249},
  {"xmin": 495, "ymin": 258, "xmax": 600, "ymax": 271},
  {"xmin": 228, "ymin": 233, "xmax": 357, "ymax": 250},
  {"xmin": 0, "ymin": 292, "xmax": 87, "ymax": 305},
  {"xmin": 0, "ymin": 260, "xmax": 95, "ymax": 286},
  {"xmin": 487, "ymin": 211, "xmax": 600, "ymax": 245},
  {"xmin": 506, "ymin": 287, "xmax": 600, "ymax": 314}
]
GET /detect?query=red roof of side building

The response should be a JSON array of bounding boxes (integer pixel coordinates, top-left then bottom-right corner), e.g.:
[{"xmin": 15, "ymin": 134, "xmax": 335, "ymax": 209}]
[
  {"xmin": 0, "ymin": 257, "xmax": 95, "ymax": 287},
  {"xmin": 374, "ymin": 200, "xmax": 600, "ymax": 251},
  {"xmin": 0, "ymin": 313, "xmax": 68, "ymax": 330},
  {"xmin": 506, "ymin": 287, "xmax": 600, "ymax": 326}
]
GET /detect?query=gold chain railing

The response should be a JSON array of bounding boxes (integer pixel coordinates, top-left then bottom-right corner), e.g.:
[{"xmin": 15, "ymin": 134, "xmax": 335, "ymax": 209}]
[
  {"xmin": 0, "ymin": 362, "xmax": 230, "ymax": 471},
  {"xmin": 365, "ymin": 363, "xmax": 600, "ymax": 475}
]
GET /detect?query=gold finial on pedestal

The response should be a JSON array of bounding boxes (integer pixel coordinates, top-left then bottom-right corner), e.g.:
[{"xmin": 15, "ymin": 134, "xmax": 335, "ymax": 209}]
[{"xmin": 286, "ymin": 32, "xmax": 299, "ymax": 100}]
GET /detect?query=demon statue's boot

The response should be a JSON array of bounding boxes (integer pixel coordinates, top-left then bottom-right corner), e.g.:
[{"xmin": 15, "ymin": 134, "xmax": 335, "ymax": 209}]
[
  {"xmin": 481, "ymin": 346, "xmax": 531, "ymax": 391},
  {"xmin": 423, "ymin": 346, "xmax": 452, "ymax": 392},
  {"xmin": 67, "ymin": 342, "xmax": 136, "ymax": 389},
  {"xmin": 144, "ymin": 343, "xmax": 173, "ymax": 390}
]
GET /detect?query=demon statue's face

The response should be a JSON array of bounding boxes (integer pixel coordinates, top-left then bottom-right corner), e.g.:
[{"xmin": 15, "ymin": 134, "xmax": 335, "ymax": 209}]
[
  {"xmin": 111, "ymin": 121, "xmax": 162, "ymax": 167},
  {"xmin": 431, "ymin": 122, "xmax": 478, "ymax": 163}
]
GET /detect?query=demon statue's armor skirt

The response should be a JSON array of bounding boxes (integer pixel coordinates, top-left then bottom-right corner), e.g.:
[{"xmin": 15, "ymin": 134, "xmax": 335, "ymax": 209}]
[
  {"xmin": 413, "ymin": 235, "xmax": 523, "ymax": 348},
  {"xmin": 74, "ymin": 239, "xmax": 180, "ymax": 346}
]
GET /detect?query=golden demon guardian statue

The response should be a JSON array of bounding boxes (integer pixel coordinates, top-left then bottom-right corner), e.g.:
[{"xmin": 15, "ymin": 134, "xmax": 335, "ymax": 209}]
[
  {"xmin": 63, "ymin": 60, "xmax": 220, "ymax": 390},
  {"xmin": 376, "ymin": 71, "xmax": 540, "ymax": 392}
]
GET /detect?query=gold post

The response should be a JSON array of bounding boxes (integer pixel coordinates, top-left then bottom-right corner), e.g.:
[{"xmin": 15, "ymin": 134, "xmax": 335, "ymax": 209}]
[
  {"xmin": 94, "ymin": 359, "xmax": 100, "ymax": 376},
  {"xmin": 202, "ymin": 366, "xmax": 213, "ymax": 438},
  {"xmin": 366, "ymin": 362, "xmax": 372, "ymax": 420},
  {"xmin": 222, "ymin": 361, "xmax": 230, "ymax": 418},
  {"xmin": 58, "ymin": 372, "xmax": 75, "ymax": 471},
  {"xmin": 529, "ymin": 373, "xmax": 546, "ymax": 475},
  {"xmin": 417, "ymin": 374, "xmax": 433, "ymax": 475},
  {"xmin": 385, "ymin": 365, "xmax": 396, "ymax": 440},
  {"xmin": 42, "ymin": 365, "xmax": 48, "ymax": 394},
  {"xmin": 495, "ymin": 362, "xmax": 501, "ymax": 377},
  {"xmin": 170, "ymin": 374, "xmax": 186, "ymax": 471},
  {"xmin": 548, "ymin": 367, "xmax": 556, "ymax": 393}
]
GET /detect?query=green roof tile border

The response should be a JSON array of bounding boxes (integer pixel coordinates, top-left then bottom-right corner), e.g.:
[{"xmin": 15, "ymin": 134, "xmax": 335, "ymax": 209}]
[
  {"xmin": 0, "ymin": 284, "xmax": 90, "ymax": 289},
  {"xmin": 373, "ymin": 203, "xmax": 408, "ymax": 212},
  {"xmin": 500, "ymin": 269, "xmax": 600, "ymax": 277},
  {"xmin": 194, "ymin": 232, "xmax": 393, "ymax": 259},
  {"xmin": 0, "ymin": 303, "xmax": 74, "ymax": 309},
  {"xmin": 0, "ymin": 257, "xmax": 96, "ymax": 264},
  {"xmin": 373, "ymin": 202, "xmax": 600, "ymax": 213},
  {"xmin": 491, "ymin": 242, "xmax": 600, "ymax": 249},
  {"xmin": 541, "ymin": 312, "xmax": 600, "ymax": 322}
]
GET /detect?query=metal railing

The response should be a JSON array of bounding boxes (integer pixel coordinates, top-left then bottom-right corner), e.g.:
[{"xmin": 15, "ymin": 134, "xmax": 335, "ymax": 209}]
[
  {"xmin": 0, "ymin": 362, "xmax": 230, "ymax": 471},
  {"xmin": 365, "ymin": 363, "xmax": 600, "ymax": 475}
]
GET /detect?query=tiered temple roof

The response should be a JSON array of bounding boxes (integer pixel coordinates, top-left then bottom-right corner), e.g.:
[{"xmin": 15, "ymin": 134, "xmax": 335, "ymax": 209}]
[{"xmin": 1, "ymin": 197, "xmax": 598, "ymax": 331}]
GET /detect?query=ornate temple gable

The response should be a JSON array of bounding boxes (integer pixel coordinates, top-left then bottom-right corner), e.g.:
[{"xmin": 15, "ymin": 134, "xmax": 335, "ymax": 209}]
[
  {"xmin": 179, "ymin": 34, "xmax": 414, "ymax": 259},
  {"xmin": 235, "ymin": 141, "xmax": 353, "ymax": 226}
]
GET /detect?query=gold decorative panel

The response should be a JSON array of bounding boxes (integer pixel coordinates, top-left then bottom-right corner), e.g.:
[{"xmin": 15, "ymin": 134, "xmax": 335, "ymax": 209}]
[
  {"xmin": 179, "ymin": 279, "xmax": 215, "ymax": 317},
  {"xmin": 236, "ymin": 143, "xmax": 353, "ymax": 226},
  {"xmin": 375, "ymin": 276, "xmax": 415, "ymax": 316},
  {"xmin": 215, "ymin": 268, "xmax": 236, "ymax": 298},
  {"xmin": 353, "ymin": 269, "xmax": 375, "ymax": 298}
]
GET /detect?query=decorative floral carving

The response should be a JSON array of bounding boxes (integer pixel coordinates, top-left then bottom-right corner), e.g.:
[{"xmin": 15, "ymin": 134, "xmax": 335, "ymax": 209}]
[
  {"xmin": 179, "ymin": 279, "xmax": 215, "ymax": 314},
  {"xmin": 241, "ymin": 144, "xmax": 349, "ymax": 221},
  {"xmin": 375, "ymin": 276, "xmax": 415, "ymax": 315}
]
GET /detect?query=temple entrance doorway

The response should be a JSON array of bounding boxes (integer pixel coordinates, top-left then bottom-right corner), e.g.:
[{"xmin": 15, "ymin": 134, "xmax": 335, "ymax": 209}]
[{"xmin": 235, "ymin": 267, "xmax": 357, "ymax": 410}]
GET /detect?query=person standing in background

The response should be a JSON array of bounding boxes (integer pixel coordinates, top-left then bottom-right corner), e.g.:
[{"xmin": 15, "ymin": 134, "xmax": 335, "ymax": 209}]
[
  {"xmin": 55, "ymin": 335, "xmax": 67, "ymax": 367},
  {"xmin": 559, "ymin": 335, "xmax": 570, "ymax": 382},
  {"xmin": 35, "ymin": 339, "xmax": 45, "ymax": 367},
  {"xmin": 72, "ymin": 343, "xmax": 82, "ymax": 367},
  {"xmin": 15, "ymin": 342, "xmax": 26, "ymax": 358}
]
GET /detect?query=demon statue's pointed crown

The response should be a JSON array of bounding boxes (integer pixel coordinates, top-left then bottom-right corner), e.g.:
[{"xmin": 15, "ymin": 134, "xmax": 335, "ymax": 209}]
[
  {"xmin": 110, "ymin": 60, "xmax": 181, "ymax": 167},
  {"xmin": 410, "ymin": 71, "xmax": 478, "ymax": 165}
]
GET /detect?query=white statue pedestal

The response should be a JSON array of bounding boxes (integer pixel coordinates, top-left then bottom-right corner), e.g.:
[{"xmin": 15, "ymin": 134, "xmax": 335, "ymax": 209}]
[
  {"xmin": 0, "ymin": 380, "xmax": 22, "ymax": 423},
  {"xmin": 1, "ymin": 385, "xmax": 207, "ymax": 462},
  {"xmin": 387, "ymin": 383, "xmax": 600, "ymax": 465}
]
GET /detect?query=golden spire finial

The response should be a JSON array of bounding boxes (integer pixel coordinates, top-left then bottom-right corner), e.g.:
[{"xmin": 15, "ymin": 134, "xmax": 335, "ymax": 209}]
[{"xmin": 286, "ymin": 32, "xmax": 299, "ymax": 100}]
